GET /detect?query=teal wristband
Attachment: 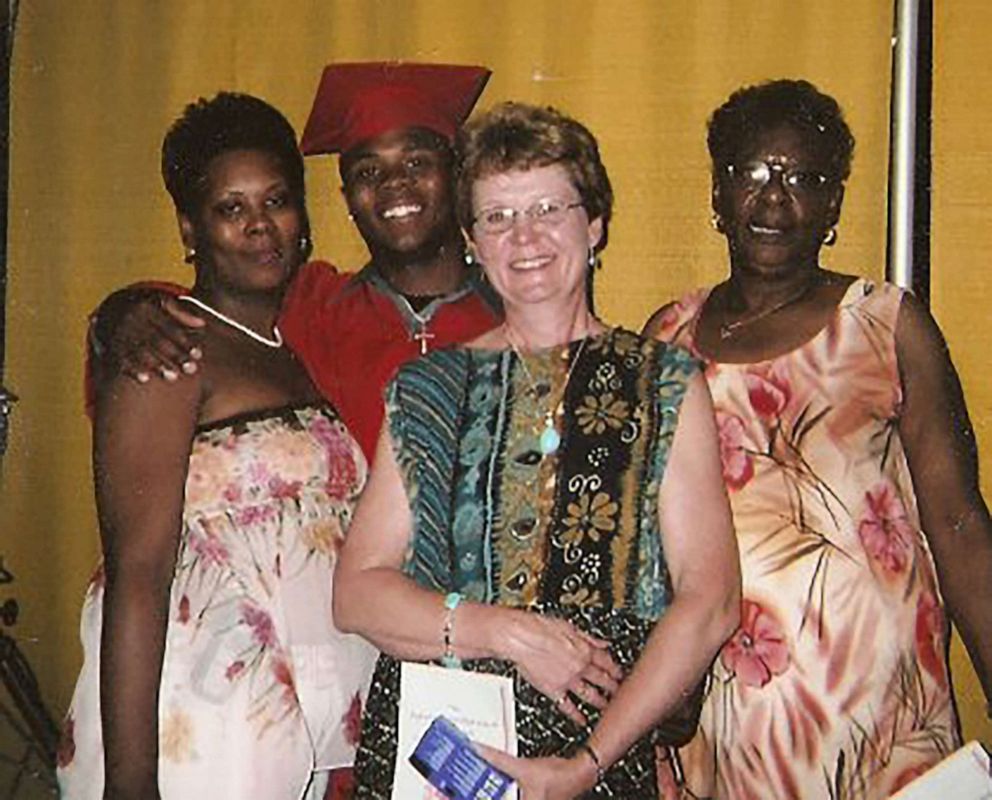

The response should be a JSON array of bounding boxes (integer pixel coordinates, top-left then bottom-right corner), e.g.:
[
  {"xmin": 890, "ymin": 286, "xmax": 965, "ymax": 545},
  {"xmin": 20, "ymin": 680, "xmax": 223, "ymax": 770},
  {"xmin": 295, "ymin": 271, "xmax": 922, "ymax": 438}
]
[{"xmin": 441, "ymin": 592, "xmax": 463, "ymax": 668}]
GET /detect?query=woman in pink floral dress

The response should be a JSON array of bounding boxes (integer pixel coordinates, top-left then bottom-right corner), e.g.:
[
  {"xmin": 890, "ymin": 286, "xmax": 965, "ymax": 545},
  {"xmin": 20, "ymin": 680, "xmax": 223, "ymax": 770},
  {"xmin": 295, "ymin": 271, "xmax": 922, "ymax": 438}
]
[
  {"xmin": 57, "ymin": 94, "xmax": 376, "ymax": 799},
  {"xmin": 646, "ymin": 79, "xmax": 992, "ymax": 799}
]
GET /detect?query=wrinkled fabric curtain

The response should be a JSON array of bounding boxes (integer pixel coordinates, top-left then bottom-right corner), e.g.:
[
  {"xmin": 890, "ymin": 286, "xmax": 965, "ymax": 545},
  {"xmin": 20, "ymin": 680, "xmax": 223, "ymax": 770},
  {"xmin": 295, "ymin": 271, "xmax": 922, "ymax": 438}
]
[{"xmin": 2, "ymin": 0, "xmax": 988, "ymax": 743}]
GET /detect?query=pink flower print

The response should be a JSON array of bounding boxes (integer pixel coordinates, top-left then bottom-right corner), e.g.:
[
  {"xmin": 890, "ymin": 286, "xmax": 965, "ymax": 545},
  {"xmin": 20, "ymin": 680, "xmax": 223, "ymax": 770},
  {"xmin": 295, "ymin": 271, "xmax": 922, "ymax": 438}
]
[
  {"xmin": 915, "ymin": 588, "xmax": 948, "ymax": 688},
  {"xmin": 272, "ymin": 655, "xmax": 298, "ymax": 708},
  {"xmin": 235, "ymin": 504, "xmax": 277, "ymax": 527},
  {"xmin": 744, "ymin": 365, "xmax": 791, "ymax": 419},
  {"xmin": 248, "ymin": 460, "xmax": 272, "ymax": 486},
  {"xmin": 715, "ymin": 411, "xmax": 754, "ymax": 491},
  {"xmin": 178, "ymin": 595, "xmax": 190, "ymax": 624},
  {"xmin": 225, "ymin": 660, "xmax": 245, "ymax": 682},
  {"xmin": 342, "ymin": 692, "xmax": 363, "ymax": 746},
  {"xmin": 189, "ymin": 530, "xmax": 230, "ymax": 566},
  {"xmin": 312, "ymin": 417, "xmax": 360, "ymax": 501},
  {"xmin": 326, "ymin": 449, "xmax": 359, "ymax": 501},
  {"xmin": 268, "ymin": 475, "xmax": 303, "ymax": 500},
  {"xmin": 858, "ymin": 481, "xmax": 914, "ymax": 575},
  {"xmin": 721, "ymin": 599, "xmax": 790, "ymax": 688},
  {"xmin": 242, "ymin": 604, "xmax": 277, "ymax": 648},
  {"xmin": 185, "ymin": 444, "xmax": 234, "ymax": 506},
  {"xmin": 56, "ymin": 713, "xmax": 75, "ymax": 768},
  {"xmin": 222, "ymin": 483, "xmax": 242, "ymax": 503}
]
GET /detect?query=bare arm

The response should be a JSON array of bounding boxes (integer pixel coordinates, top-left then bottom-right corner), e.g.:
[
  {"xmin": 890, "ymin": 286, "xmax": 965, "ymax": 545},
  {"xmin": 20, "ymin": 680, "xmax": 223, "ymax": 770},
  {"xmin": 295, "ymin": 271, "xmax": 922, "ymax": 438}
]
[
  {"xmin": 586, "ymin": 371, "xmax": 739, "ymax": 761},
  {"xmin": 94, "ymin": 367, "xmax": 201, "ymax": 798},
  {"xmin": 485, "ymin": 372, "xmax": 741, "ymax": 797},
  {"xmin": 334, "ymin": 426, "xmax": 622, "ymax": 724},
  {"xmin": 896, "ymin": 292, "xmax": 992, "ymax": 700}
]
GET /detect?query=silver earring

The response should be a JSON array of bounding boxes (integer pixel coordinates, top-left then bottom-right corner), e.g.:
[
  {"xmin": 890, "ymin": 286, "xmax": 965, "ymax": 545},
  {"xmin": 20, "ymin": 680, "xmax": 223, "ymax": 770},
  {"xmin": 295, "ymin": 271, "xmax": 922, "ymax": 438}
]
[
  {"xmin": 823, "ymin": 227, "xmax": 837, "ymax": 246},
  {"xmin": 710, "ymin": 213, "xmax": 723, "ymax": 233},
  {"xmin": 184, "ymin": 247, "xmax": 196, "ymax": 264},
  {"xmin": 299, "ymin": 234, "xmax": 312, "ymax": 253},
  {"xmin": 587, "ymin": 247, "xmax": 596, "ymax": 269},
  {"xmin": 464, "ymin": 250, "xmax": 474, "ymax": 267}
]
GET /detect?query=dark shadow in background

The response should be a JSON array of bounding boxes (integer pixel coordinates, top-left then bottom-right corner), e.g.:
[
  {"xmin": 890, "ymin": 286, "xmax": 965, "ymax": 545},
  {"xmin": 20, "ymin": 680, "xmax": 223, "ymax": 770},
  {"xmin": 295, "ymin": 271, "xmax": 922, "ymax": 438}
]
[
  {"xmin": 913, "ymin": 0, "xmax": 933, "ymax": 304},
  {"xmin": 1, "ymin": 1, "xmax": 17, "ymax": 454}
]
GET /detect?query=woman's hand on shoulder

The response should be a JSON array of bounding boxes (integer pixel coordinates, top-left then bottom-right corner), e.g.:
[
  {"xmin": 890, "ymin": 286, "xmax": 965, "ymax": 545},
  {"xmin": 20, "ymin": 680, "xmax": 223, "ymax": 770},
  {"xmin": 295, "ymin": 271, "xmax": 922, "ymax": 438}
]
[
  {"xmin": 477, "ymin": 745, "xmax": 597, "ymax": 800},
  {"xmin": 500, "ymin": 610, "xmax": 622, "ymax": 726}
]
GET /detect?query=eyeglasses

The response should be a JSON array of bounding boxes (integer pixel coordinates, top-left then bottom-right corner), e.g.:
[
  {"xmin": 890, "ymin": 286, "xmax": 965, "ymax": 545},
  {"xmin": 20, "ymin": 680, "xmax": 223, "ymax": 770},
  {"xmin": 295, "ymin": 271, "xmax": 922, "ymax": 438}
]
[
  {"xmin": 472, "ymin": 198, "xmax": 585, "ymax": 235},
  {"xmin": 726, "ymin": 160, "xmax": 830, "ymax": 196}
]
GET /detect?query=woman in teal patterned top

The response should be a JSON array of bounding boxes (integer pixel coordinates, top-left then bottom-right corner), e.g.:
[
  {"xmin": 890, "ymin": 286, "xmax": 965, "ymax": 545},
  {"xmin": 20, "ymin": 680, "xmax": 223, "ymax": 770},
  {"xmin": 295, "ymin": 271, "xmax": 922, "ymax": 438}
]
[{"xmin": 335, "ymin": 102, "xmax": 740, "ymax": 799}]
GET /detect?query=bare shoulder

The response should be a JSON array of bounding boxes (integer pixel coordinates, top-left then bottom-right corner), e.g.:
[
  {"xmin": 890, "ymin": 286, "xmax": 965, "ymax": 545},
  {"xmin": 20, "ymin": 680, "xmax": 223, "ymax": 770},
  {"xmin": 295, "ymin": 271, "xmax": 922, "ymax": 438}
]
[
  {"xmin": 895, "ymin": 290, "xmax": 953, "ymax": 368},
  {"xmin": 95, "ymin": 366, "xmax": 203, "ymax": 425}
]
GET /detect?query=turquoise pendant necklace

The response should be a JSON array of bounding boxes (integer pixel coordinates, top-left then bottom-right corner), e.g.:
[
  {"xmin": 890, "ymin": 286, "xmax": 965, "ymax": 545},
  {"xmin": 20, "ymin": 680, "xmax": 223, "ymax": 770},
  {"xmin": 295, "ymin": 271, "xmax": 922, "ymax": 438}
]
[
  {"xmin": 504, "ymin": 324, "xmax": 590, "ymax": 457},
  {"xmin": 539, "ymin": 414, "xmax": 561, "ymax": 456}
]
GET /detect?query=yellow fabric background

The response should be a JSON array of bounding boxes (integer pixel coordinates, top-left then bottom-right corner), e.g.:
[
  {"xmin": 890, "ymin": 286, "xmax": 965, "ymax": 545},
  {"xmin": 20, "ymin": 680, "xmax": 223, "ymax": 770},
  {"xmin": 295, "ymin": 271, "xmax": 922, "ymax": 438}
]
[{"xmin": 1, "ymin": 0, "xmax": 987, "ymax": 747}]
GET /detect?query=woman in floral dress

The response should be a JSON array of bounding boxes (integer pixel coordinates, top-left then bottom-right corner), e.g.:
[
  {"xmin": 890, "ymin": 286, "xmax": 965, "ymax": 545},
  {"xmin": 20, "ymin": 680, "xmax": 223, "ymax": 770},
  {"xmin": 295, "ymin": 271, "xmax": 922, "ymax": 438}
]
[
  {"xmin": 58, "ymin": 94, "xmax": 376, "ymax": 799},
  {"xmin": 646, "ymin": 79, "xmax": 992, "ymax": 799}
]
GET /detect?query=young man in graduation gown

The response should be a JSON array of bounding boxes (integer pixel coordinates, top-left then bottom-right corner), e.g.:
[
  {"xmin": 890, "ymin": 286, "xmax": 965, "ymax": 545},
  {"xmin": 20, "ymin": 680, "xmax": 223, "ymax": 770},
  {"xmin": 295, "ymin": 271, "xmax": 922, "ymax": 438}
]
[{"xmin": 91, "ymin": 62, "xmax": 500, "ymax": 461}]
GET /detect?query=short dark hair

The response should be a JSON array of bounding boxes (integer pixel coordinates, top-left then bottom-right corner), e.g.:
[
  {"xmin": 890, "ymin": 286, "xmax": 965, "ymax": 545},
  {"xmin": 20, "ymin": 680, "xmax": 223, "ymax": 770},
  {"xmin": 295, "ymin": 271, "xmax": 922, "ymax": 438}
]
[
  {"xmin": 455, "ymin": 102, "xmax": 613, "ymax": 253},
  {"xmin": 162, "ymin": 92, "xmax": 307, "ymax": 218},
  {"xmin": 707, "ymin": 79, "xmax": 855, "ymax": 182}
]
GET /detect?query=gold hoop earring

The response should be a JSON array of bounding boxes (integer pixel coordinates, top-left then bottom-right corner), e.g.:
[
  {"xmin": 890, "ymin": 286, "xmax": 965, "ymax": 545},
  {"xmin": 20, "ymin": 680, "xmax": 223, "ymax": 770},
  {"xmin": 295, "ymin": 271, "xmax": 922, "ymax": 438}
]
[{"xmin": 711, "ymin": 213, "xmax": 724, "ymax": 233}]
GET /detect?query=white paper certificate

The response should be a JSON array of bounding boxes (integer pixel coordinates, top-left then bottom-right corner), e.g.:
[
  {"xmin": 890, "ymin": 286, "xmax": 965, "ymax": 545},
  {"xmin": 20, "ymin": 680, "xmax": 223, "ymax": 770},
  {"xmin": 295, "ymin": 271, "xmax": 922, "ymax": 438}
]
[
  {"xmin": 391, "ymin": 662, "xmax": 519, "ymax": 800},
  {"xmin": 890, "ymin": 741, "xmax": 992, "ymax": 799}
]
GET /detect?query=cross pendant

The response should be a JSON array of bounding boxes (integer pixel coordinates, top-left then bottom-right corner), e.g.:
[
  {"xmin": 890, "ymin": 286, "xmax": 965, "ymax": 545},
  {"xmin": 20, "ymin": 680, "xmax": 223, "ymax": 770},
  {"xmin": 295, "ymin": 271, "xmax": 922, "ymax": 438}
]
[{"xmin": 412, "ymin": 327, "xmax": 436, "ymax": 355}]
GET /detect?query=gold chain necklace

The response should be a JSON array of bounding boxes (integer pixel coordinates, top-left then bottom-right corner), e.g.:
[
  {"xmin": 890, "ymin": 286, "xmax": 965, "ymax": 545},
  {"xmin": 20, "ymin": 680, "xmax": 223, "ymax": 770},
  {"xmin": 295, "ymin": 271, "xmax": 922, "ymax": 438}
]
[
  {"xmin": 503, "ymin": 324, "xmax": 590, "ymax": 456},
  {"xmin": 718, "ymin": 276, "xmax": 820, "ymax": 340}
]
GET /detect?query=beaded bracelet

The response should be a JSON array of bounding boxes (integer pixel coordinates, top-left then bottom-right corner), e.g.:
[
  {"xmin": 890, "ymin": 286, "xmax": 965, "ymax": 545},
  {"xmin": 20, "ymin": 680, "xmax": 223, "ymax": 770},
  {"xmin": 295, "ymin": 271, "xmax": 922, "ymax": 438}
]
[
  {"xmin": 579, "ymin": 741, "xmax": 606, "ymax": 784},
  {"xmin": 441, "ymin": 592, "xmax": 462, "ymax": 669}
]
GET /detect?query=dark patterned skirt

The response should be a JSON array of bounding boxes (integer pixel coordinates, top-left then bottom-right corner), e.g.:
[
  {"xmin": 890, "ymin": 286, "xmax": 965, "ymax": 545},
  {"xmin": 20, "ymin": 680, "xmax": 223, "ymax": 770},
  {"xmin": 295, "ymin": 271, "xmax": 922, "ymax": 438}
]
[{"xmin": 353, "ymin": 606, "xmax": 661, "ymax": 798}]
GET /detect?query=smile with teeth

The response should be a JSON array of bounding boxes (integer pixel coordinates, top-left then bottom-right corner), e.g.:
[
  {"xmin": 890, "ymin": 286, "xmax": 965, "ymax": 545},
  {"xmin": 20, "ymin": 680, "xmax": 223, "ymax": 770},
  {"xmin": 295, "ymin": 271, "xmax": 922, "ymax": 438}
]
[
  {"xmin": 749, "ymin": 223, "xmax": 785, "ymax": 235},
  {"xmin": 511, "ymin": 255, "xmax": 553, "ymax": 271},
  {"xmin": 382, "ymin": 203, "xmax": 423, "ymax": 220}
]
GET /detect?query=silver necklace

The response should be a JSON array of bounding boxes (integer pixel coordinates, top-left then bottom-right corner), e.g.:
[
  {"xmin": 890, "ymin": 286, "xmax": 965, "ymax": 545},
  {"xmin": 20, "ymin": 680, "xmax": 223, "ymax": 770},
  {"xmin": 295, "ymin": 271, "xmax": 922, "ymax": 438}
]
[
  {"xmin": 718, "ymin": 277, "xmax": 820, "ymax": 340},
  {"xmin": 504, "ymin": 324, "xmax": 590, "ymax": 456},
  {"xmin": 178, "ymin": 295, "xmax": 283, "ymax": 348}
]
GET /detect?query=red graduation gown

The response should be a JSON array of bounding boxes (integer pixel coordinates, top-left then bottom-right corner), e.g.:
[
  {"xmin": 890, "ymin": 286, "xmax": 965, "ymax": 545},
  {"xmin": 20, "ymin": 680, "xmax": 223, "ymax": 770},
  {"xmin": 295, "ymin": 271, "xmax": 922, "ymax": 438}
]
[{"xmin": 280, "ymin": 260, "xmax": 501, "ymax": 462}]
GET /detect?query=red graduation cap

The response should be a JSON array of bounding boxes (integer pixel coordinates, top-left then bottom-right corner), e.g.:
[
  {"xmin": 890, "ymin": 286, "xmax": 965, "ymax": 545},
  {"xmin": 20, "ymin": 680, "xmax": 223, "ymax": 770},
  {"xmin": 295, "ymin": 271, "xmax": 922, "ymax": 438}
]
[{"xmin": 300, "ymin": 62, "xmax": 491, "ymax": 156}]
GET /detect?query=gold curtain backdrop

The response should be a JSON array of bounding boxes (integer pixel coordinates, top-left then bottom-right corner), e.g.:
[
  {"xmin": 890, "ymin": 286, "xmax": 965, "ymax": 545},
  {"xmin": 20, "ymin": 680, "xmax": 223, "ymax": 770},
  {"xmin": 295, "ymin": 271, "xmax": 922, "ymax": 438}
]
[{"xmin": 2, "ymin": 0, "xmax": 989, "ymax": 744}]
